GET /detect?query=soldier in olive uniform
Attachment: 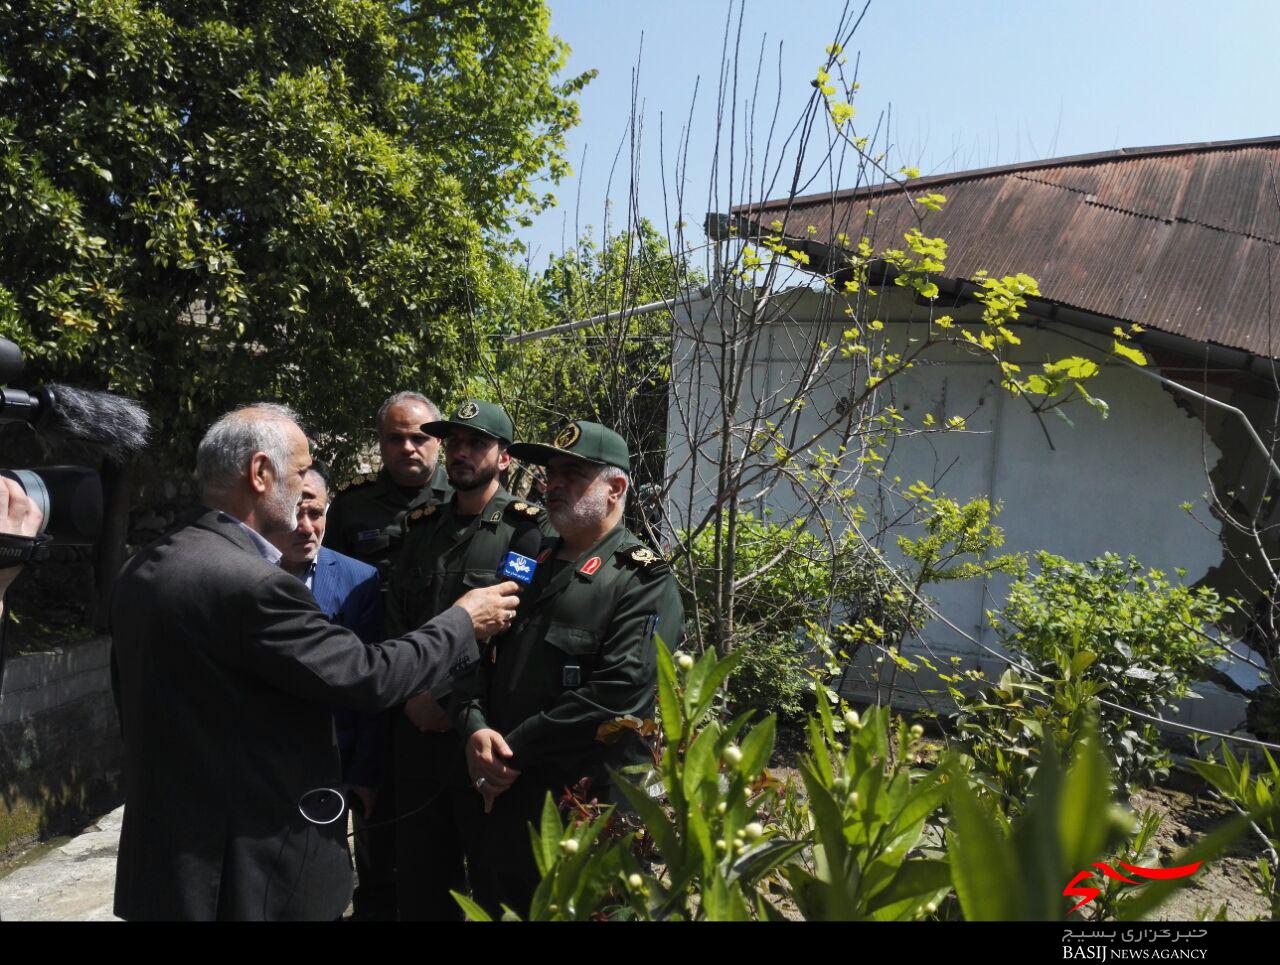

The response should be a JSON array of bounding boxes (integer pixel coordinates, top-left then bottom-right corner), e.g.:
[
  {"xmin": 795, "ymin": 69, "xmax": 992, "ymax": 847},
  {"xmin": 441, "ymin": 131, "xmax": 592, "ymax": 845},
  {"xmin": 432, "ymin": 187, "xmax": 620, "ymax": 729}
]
[
  {"xmin": 323, "ymin": 391, "xmax": 452, "ymax": 920},
  {"xmin": 384, "ymin": 400, "xmax": 546, "ymax": 921},
  {"xmin": 325, "ymin": 392, "xmax": 452, "ymax": 579},
  {"xmin": 452, "ymin": 421, "xmax": 683, "ymax": 917}
]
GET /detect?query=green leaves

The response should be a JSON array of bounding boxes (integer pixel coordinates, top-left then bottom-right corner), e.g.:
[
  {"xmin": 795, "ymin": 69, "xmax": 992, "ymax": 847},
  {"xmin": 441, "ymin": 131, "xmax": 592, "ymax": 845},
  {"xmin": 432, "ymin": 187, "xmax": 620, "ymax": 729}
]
[
  {"xmin": 1111, "ymin": 340, "xmax": 1148, "ymax": 366},
  {"xmin": 783, "ymin": 698, "xmax": 952, "ymax": 921},
  {"xmin": 1189, "ymin": 742, "xmax": 1280, "ymax": 916},
  {"xmin": 946, "ymin": 713, "xmax": 1131, "ymax": 921},
  {"xmin": 1, "ymin": 1, "xmax": 588, "ymax": 475},
  {"xmin": 953, "ymin": 553, "xmax": 1229, "ymax": 800},
  {"xmin": 520, "ymin": 792, "xmax": 641, "ymax": 922},
  {"xmin": 506, "ymin": 643, "xmax": 1261, "ymax": 925},
  {"xmin": 946, "ymin": 765, "xmax": 1021, "ymax": 920}
]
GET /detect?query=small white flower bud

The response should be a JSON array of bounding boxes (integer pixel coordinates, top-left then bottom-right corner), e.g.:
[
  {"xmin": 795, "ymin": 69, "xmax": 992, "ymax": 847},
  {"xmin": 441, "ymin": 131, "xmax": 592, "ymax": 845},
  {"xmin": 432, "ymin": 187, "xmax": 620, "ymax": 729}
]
[
  {"xmin": 844, "ymin": 710, "xmax": 861, "ymax": 729},
  {"xmin": 628, "ymin": 873, "xmax": 644, "ymax": 889},
  {"xmin": 846, "ymin": 792, "xmax": 859, "ymax": 809},
  {"xmin": 744, "ymin": 822, "xmax": 764, "ymax": 841},
  {"xmin": 723, "ymin": 744, "xmax": 743, "ymax": 765},
  {"xmin": 909, "ymin": 724, "xmax": 924, "ymax": 740},
  {"xmin": 676, "ymin": 653, "xmax": 695, "ymax": 670},
  {"xmin": 560, "ymin": 838, "xmax": 579, "ymax": 855}
]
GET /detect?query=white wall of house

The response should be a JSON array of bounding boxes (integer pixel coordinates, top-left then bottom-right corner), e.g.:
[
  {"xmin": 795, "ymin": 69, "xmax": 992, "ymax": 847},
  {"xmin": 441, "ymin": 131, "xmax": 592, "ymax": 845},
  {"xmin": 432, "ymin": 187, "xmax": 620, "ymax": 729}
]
[{"xmin": 667, "ymin": 287, "xmax": 1247, "ymax": 731}]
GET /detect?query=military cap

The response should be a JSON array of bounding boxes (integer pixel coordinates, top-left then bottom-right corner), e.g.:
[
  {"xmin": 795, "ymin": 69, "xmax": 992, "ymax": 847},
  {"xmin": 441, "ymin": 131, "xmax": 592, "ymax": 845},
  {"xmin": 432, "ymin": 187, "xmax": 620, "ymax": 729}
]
[
  {"xmin": 421, "ymin": 399, "xmax": 514, "ymax": 446},
  {"xmin": 508, "ymin": 420, "xmax": 630, "ymax": 473}
]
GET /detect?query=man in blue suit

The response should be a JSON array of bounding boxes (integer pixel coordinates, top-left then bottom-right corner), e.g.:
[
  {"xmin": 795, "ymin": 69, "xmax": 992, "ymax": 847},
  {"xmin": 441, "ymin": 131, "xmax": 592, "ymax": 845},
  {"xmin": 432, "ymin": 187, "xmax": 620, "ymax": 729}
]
[{"xmin": 273, "ymin": 466, "xmax": 386, "ymax": 917}]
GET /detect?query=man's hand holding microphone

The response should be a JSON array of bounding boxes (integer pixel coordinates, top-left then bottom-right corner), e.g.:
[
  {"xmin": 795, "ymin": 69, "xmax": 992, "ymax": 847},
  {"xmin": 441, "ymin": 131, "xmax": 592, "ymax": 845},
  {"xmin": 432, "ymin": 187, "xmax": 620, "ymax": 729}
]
[{"xmin": 453, "ymin": 580, "xmax": 520, "ymax": 641}]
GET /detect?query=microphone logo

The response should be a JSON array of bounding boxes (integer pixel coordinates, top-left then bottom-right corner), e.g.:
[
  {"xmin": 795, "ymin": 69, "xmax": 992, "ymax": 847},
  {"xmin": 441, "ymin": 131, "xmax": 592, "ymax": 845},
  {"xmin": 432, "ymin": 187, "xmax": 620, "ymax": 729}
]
[{"xmin": 501, "ymin": 551, "xmax": 537, "ymax": 585}]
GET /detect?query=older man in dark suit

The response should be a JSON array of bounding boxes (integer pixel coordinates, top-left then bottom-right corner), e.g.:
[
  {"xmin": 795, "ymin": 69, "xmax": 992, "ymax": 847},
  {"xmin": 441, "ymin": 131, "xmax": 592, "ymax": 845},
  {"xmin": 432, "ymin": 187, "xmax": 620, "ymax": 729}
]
[{"xmin": 110, "ymin": 403, "xmax": 519, "ymax": 921}]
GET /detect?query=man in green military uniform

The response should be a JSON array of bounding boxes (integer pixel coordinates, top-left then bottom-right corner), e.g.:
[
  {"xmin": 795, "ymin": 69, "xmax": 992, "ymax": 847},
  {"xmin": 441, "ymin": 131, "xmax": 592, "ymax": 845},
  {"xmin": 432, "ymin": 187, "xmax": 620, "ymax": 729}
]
[
  {"xmin": 323, "ymin": 390, "xmax": 452, "ymax": 920},
  {"xmin": 325, "ymin": 391, "xmax": 453, "ymax": 580},
  {"xmin": 452, "ymin": 421, "xmax": 683, "ymax": 917},
  {"xmin": 385, "ymin": 399, "xmax": 546, "ymax": 921}
]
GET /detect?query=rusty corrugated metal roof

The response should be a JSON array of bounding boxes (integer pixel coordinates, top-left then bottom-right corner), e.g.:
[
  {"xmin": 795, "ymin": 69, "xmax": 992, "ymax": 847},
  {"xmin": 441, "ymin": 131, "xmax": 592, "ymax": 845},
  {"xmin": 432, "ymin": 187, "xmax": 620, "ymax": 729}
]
[{"xmin": 730, "ymin": 136, "xmax": 1280, "ymax": 357}]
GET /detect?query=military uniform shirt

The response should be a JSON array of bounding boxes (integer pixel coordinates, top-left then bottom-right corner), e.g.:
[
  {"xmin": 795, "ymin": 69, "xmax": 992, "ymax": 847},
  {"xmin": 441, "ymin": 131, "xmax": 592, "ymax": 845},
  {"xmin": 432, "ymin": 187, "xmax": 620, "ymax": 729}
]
[
  {"xmin": 325, "ymin": 464, "xmax": 452, "ymax": 583},
  {"xmin": 453, "ymin": 522, "xmax": 684, "ymax": 788},
  {"xmin": 386, "ymin": 489, "xmax": 546, "ymax": 695}
]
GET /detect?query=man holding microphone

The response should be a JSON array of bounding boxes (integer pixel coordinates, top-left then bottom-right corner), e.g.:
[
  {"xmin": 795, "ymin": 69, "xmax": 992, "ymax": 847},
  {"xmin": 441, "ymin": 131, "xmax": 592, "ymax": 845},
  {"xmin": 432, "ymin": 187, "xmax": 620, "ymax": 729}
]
[{"xmin": 110, "ymin": 403, "xmax": 520, "ymax": 921}]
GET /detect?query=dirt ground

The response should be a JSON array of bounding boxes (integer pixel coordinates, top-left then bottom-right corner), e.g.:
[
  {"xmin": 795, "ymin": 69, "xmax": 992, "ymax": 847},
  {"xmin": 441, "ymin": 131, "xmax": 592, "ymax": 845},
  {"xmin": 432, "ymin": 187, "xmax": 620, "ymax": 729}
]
[{"xmin": 1128, "ymin": 783, "xmax": 1270, "ymax": 921}]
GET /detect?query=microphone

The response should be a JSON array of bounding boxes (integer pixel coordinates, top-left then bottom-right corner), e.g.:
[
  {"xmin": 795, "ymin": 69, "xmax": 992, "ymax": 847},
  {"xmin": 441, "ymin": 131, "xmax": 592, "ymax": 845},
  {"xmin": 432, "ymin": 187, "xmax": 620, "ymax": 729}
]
[
  {"xmin": 0, "ymin": 383, "xmax": 151, "ymax": 464},
  {"xmin": 498, "ymin": 523, "xmax": 544, "ymax": 588}
]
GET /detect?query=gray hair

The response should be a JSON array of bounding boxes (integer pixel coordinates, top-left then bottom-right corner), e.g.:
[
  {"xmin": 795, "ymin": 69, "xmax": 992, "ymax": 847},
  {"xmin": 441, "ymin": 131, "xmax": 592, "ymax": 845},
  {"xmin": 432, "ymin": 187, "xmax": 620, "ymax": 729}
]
[
  {"xmin": 599, "ymin": 465, "xmax": 630, "ymax": 503},
  {"xmin": 196, "ymin": 403, "xmax": 301, "ymax": 497},
  {"xmin": 376, "ymin": 391, "xmax": 440, "ymax": 432}
]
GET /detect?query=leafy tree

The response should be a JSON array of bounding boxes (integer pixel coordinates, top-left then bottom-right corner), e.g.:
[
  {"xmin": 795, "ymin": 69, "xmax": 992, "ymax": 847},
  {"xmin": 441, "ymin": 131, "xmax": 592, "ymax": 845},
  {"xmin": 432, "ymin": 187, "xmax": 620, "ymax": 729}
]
[
  {"xmin": 475, "ymin": 218, "xmax": 701, "ymax": 490},
  {"xmin": 0, "ymin": 0, "xmax": 591, "ymax": 471}
]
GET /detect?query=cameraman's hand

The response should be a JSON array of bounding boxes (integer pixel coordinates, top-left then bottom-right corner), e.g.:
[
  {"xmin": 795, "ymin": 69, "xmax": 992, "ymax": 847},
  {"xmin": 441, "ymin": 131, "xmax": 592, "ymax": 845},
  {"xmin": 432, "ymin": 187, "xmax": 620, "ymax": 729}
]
[
  {"xmin": 0, "ymin": 477, "xmax": 43, "ymax": 604},
  {"xmin": 453, "ymin": 581, "xmax": 519, "ymax": 641}
]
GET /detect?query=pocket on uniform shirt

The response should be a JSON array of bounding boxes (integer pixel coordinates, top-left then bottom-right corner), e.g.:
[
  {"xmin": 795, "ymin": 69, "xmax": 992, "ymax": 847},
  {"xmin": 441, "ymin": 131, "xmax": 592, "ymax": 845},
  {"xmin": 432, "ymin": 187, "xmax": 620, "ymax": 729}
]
[
  {"xmin": 544, "ymin": 622, "xmax": 599, "ymax": 656},
  {"xmin": 461, "ymin": 569, "xmax": 499, "ymax": 589}
]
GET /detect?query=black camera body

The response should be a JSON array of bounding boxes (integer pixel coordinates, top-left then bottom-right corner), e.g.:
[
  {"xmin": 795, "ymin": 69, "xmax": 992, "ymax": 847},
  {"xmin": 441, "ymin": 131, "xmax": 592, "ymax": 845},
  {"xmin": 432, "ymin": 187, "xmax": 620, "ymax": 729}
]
[{"xmin": 1, "ymin": 336, "xmax": 148, "ymax": 567}]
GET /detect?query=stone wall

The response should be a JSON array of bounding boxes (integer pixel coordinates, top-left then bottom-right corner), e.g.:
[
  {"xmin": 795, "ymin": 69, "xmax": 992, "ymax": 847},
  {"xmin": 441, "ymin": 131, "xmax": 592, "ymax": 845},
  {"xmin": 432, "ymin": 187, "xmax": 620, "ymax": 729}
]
[{"xmin": 0, "ymin": 636, "xmax": 122, "ymax": 857}]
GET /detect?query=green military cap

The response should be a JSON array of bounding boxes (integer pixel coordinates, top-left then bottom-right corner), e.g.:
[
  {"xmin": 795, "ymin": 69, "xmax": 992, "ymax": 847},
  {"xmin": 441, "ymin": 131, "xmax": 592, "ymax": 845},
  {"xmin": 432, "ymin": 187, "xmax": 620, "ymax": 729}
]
[
  {"xmin": 421, "ymin": 399, "xmax": 514, "ymax": 446},
  {"xmin": 508, "ymin": 420, "xmax": 630, "ymax": 473}
]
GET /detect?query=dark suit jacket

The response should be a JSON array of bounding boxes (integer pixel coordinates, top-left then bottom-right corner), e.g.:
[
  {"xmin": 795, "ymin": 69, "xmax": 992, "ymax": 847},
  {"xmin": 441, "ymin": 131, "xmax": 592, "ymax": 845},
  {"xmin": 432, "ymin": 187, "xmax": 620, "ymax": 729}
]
[
  {"xmin": 110, "ymin": 508, "xmax": 478, "ymax": 922},
  {"xmin": 310, "ymin": 547, "xmax": 385, "ymax": 788}
]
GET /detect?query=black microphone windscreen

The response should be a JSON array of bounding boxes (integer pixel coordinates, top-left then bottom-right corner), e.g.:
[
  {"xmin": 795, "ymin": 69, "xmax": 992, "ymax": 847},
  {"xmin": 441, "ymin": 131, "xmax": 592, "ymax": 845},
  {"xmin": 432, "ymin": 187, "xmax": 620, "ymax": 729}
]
[
  {"xmin": 41, "ymin": 384, "xmax": 151, "ymax": 463},
  {"xmin": 509, "ymin": 523, "xmax": 544, "ymax": 559}
]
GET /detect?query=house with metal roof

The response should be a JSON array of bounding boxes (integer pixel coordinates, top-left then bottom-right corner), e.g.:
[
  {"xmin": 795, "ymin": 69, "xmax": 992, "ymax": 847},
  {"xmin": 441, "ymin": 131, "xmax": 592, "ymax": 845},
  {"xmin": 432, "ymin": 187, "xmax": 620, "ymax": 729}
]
[{"xmin": 666, "ymin": 136, "xmax": 1280, "ymax": 734}]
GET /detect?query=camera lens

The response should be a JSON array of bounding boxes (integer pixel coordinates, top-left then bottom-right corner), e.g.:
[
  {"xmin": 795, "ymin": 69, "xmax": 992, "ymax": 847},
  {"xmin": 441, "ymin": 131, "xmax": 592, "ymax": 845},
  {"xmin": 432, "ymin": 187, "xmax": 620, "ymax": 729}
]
[{"xmin": 0, "ymin": 466, "xmax": 102, "ymax": 545}]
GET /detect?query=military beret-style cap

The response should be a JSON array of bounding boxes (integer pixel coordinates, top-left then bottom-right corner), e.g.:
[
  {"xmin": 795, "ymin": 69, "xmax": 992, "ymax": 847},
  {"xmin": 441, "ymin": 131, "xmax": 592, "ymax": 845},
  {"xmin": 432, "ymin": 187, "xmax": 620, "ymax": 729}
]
[
  {"xmin": 508, "ymin": 420, "xmax": 631, "ymax": 473},
  {"xmin": 421, "ymin": 399, "xmax": 514, "ymax": 446}
]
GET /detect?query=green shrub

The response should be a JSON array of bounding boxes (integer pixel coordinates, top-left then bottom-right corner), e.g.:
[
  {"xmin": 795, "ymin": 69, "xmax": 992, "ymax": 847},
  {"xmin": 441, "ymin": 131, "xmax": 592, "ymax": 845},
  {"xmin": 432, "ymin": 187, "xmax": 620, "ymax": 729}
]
[
  {"xmin": 1192, "ymin": 742, "xmax": 1280, "ymax": 919},
  {"xmin": 725, "ymin": 632, "xmax": 812, "ymax": 721},
  {"xmin": 950, "ymin": 553, "xmax": 1229, "ymax": 798},
  {"xmin": 681, "ymin": 513, "xmax": 915, "ymax": 721}
]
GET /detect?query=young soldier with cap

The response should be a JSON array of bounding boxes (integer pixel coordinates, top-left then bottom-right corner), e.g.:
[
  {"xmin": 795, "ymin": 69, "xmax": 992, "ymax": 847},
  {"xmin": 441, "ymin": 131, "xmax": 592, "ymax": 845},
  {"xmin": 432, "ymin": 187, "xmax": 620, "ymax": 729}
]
[
  {"xmin": 452, "ymin": 420, "xmax": 684, "ymax": 918},
  {"xmin": 385, "ymin": 399, "xmax": 547, "ymax": 920}
]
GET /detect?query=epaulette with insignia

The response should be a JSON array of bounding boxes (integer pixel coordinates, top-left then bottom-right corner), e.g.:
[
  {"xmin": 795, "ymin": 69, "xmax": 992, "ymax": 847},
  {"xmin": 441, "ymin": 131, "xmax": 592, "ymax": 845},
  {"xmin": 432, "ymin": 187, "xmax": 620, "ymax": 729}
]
[
  {"xmin": 337, "ymin": 472, "xmax": 378, "ymax": 494},
  {"xmin": 506, "ymin": 500, "xmax": 544, "ymax": 520},
  {"xmin": 618, "ymin": 543, "xmax": 668, "ymax": 574},
  {"xmin": 406, "ymin": 505, "xmax": 438, "ymax": 526}
]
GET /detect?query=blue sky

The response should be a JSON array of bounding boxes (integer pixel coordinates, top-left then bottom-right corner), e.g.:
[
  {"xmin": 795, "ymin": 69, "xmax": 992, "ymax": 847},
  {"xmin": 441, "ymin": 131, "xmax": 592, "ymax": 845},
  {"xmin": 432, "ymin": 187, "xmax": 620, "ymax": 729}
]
[{"xmin": 516, "ymin": 0, "xmax": 1280, "ymax": 266}]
